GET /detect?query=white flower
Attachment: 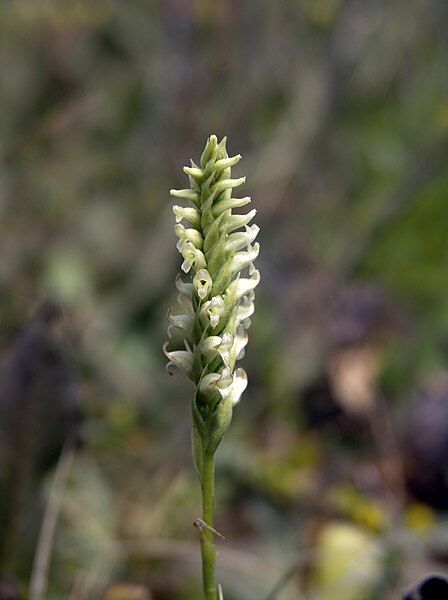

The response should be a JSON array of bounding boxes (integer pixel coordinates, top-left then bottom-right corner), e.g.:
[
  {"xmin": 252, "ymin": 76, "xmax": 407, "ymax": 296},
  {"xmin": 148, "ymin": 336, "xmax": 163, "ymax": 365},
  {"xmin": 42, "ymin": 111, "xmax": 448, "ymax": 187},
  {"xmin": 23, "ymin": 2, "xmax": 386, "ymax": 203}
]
[
  {"xmin": 175, "ymin": 223, "xmax": 203, "ymax": 249},
  {"xmin": 218, "ymin": 333, "xmax": 234, "ymax": 365},
  {"xmin": 167, "ymin": 308, "xmax": 194, "ymax": 339},
  {"xmin": 202, "ymin": 333, "xmax": 233, "ymax": 365},
  {"xmin": 228, "ymin": 368, "xmax": 248, "ymax": 405},
  {"xmin": 201, "ymin": 295, "xmax": 225, "ymax": 328},
  {"xmin": 175, "ymin": 274, "xmax": 194, "ymax": 298},
  {"xmin": 174, "ymin": 275, "xmax": 194, "ymax": 315},
  {"xmin": 179, "ymin": 240, "xmax": 206, "ymax": 273},
  {"xmin": 215, "ymin": 367, "xmax": 234, "ymax": 399},
  {"xmin": 202, "ymin": 336, "xmax": 221, "ymax": 352},
  {"xmin": 236, "ymin": 292, "xmax": 255, "ymax": 329},
  {"xmin": 193, "ymin": 269, "xmax": 213, "ymax": 300},
  {"xmin": 230, "ymin": 326, "xmax": 248, "ymax": 366},
  {"xmin": 204, "ymin": 366, "xmax": 247, "ymax": 405},
  {"xmin": 163, "ymin": 342, "xmax": 194, "ymax": 376},
  {"xmin": 172, "ymin": 205, "xmax": 201, "ymax": 228},
  {"xmin": 225, "ymin": 267, "xmax": 260, "ymax": 302},
  {"xmin": 198, "ymin": 372, "xmax": 222, "ymax": 396},
  {"xmin": 198, "ymin": 367, "xmax": 233, "ymax": 399}
]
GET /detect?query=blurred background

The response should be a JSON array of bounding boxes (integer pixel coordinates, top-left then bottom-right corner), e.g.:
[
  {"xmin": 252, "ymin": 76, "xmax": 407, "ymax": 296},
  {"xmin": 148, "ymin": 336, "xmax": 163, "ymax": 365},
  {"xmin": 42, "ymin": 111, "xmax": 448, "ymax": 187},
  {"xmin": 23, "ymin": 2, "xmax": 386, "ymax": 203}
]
[{"xmin": 0, "ymin": 1, "xmax": 447, "ymax": 599}]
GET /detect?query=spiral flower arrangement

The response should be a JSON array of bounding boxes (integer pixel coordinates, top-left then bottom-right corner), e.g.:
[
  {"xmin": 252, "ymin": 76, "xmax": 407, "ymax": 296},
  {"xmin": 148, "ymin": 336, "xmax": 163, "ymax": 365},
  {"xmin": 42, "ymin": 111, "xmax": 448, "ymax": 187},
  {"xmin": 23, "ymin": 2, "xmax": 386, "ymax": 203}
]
[{"xmin": 164, "ymin": 135, "xmax": 260, "ymax": 599}]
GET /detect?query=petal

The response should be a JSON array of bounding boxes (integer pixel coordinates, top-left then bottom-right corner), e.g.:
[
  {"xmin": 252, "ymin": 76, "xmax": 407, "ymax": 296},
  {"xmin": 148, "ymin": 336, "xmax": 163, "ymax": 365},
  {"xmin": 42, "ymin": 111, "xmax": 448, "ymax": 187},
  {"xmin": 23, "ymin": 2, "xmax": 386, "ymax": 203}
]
[
  {"xmin": 217, "ymin": 332, "xmax": 234, "ymax": 365},
  {"xmin": 202, "ymin": 336, "xmax": 222, "ymax": 354},
  {"xmin": 236, "ymin": 296, "xmax": 255, "ymax": 327},
  {"xmin": 229, "ymin": 368, "xmax": 248, "ymax": 405},
  {"xmin": 181, "ymin": 258, "xmax": 192, "ymax": 273},
  {"xmin": 198, "ymin": 372, "xmax": 221, "ymax": 395},
  {"xmin": 163, "ymin": 342, "xmax": 193, "ymax": 376},
  {"xmin": 175, "ymin": 274, "xmax": 194, "ymax": 299},
  {"xmin": 216, "ymin": 367, "xmax": 233, "ymax": 398},
  {"xmin": 167, "ymin": 307, "xmax": 194, "ymax": 338},
  {"xmin": 231, "ymin": 326, "xmax": 248, "ymax": 366}
]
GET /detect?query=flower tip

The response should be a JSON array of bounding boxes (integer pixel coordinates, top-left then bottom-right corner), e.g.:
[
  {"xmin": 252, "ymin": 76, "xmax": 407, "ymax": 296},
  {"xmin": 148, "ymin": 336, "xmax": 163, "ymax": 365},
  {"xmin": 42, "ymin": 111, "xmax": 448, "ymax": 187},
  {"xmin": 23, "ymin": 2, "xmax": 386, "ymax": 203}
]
[
  {"xmin": 248, "ymin": 263, "xmax": 258, "ymax": 277},
  {"xmin": 217, "ymin": 136, "xmax": 227, "ymax": 152},
  {"xmin": 248, "ymin": 223, "xmax": 260, "ymax": 236},
  {"xmin": 183, "ymin": 165, "xmax": 203, "ymax": 179}
]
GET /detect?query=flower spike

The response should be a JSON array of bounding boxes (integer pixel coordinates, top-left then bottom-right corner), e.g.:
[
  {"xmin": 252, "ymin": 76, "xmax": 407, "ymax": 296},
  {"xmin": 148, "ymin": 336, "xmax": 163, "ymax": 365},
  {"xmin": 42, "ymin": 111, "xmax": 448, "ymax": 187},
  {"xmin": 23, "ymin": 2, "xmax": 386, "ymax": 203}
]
[
  {"xmin": 164, "ymin": 135, "xmax": 260, "ymax": 599},
  {"xmin": 166, "ymin": 135, "xmax": 260, "ymax": 414}
]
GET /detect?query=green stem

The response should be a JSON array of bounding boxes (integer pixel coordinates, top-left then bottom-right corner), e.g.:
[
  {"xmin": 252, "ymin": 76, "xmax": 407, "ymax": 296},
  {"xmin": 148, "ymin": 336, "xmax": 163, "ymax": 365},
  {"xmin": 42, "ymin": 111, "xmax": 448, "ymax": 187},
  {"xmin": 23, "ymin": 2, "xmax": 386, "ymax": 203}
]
[{"xmin": 200, "ymin": 451, "xmax": 217, "ymax": 600}]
